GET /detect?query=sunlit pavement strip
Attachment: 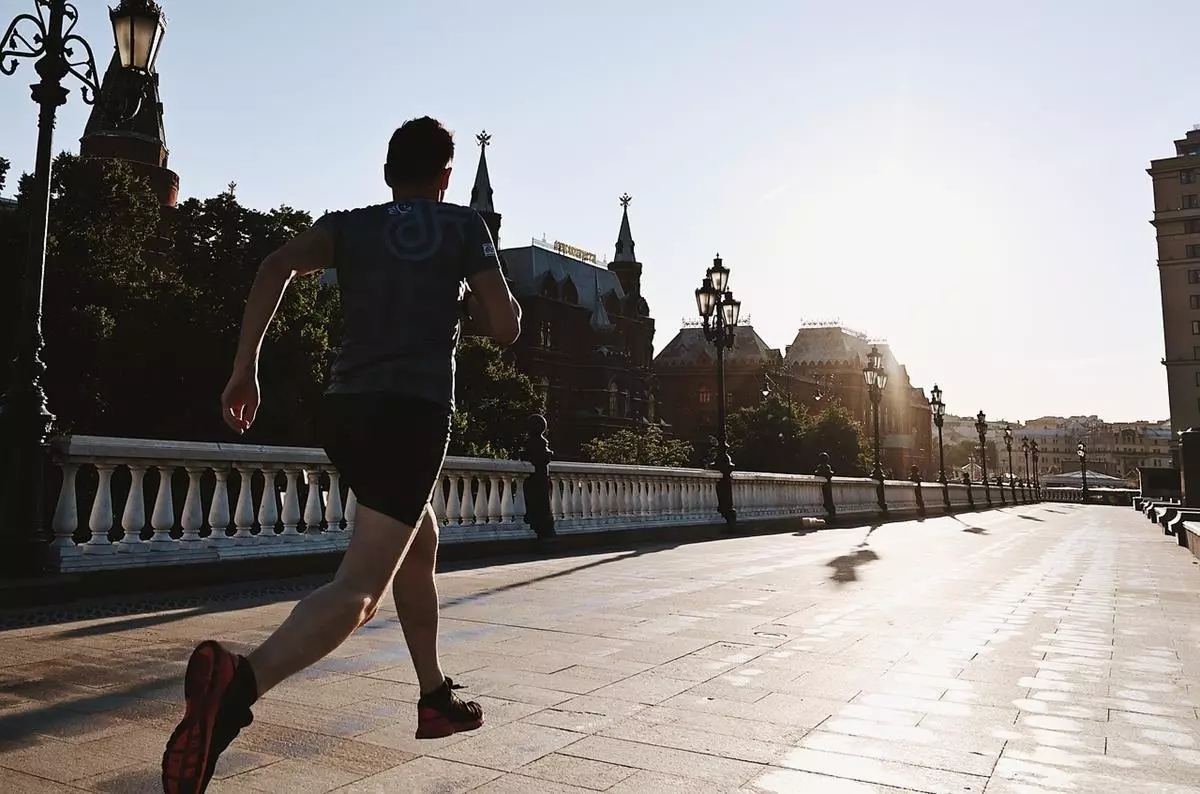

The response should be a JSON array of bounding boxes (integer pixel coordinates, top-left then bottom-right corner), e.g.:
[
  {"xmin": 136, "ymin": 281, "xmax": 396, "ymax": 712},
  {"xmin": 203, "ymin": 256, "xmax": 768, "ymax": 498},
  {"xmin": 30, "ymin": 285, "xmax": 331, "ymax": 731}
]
[{"xmin": 2, "ymin": 504, "xmax": 1199, "ymax": 793}]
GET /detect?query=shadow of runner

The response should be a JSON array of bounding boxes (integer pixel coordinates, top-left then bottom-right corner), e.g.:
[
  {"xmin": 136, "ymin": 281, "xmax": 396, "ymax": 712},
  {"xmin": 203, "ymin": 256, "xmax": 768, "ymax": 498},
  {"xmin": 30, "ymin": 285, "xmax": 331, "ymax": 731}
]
[
  {"xmin": 961, "ymin": 526, "xmax": 988, "ymax": 535},
  {"xmin": 826, "ymin": 547, "xmax": 880, "ymax": 584},
  {"xmin": 1018, "ymin": 515, "xmax": 1045, "ymax": 522}
]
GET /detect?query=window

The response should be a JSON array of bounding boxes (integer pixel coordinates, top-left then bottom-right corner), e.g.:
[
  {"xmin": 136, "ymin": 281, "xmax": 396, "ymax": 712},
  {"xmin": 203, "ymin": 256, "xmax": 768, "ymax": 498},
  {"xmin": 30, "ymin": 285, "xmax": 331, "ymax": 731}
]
[
  {"xmin": 1193, "ymin": 345, "xmax": 1200, "ymax": 360},
  {"xmin": 1185, "ymin": 195, "xmax": 1200, "ymax": 209},
  {"xmin": 538, "ymin": 320, "xmax": 552, "ymax": 348},
  {"xmin": 1191, "ymin": 295, "xmax": 1200, "ymax": 309},
  {"xmin": 1188, "ymin": 245, "xmax": 1200, "ymax": 258},
  {"xmin": 1187, "ymin": 220, "xmax": 1200, "ymax": 234},
  {"xmin": 699, "ymin": 386, "xmax": 712, "ymax": 404},
  {"xmin": 1184, "ymin": 170, "xmax": 1198, "ymax": 184},
  {"xmin": 1195, "ymin": 371, "xmax": 1200, "ymax": 386},
  {"xmin": 1190, "ymin": 270, "xmax": 1200, "ymax": 284},
  {"xmin": 607, "ymin": 381, "xmax": 619, "ymax": 416},
  {"xmin": 1193, "ymin": 320, "xmax": 1200, "ymax": 335}
]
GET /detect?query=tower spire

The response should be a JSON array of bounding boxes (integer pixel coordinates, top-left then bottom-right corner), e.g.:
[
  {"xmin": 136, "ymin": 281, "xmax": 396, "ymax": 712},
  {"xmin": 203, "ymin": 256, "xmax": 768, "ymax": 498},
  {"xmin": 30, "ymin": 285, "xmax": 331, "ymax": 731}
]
[
  {"xmin": 614, "ymin": 193, "xmax": 635, "ymax": 262},
  {"xmin": 469, "ymin": 130, "xmax": 495, "ymax": 214}
]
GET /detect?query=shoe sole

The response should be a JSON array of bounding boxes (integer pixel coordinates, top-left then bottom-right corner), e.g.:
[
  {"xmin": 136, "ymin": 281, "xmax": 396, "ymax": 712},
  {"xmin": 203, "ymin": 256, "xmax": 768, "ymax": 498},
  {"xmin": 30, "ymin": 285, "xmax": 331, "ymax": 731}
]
[
  {"xmin": 162, "ymin": 641, "xmax": 233, "ymax": 794},
  {"xmin": 415, "ymin": 714, "xmax": 484, "ymax": 739}
]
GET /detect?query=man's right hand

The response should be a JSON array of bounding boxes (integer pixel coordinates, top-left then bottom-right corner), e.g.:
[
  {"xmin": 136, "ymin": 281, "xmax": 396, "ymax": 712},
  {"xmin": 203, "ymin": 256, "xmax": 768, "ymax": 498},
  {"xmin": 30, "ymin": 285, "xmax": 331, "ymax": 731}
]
[{"xmin": 221, "ymin": 368, "xmax": 261, "ymax": 435}]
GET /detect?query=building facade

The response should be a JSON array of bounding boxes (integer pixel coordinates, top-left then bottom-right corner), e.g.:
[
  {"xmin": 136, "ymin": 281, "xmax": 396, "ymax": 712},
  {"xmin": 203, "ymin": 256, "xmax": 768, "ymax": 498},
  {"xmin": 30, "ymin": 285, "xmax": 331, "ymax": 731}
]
[
  {"xmin": 1150, "ymin": 126, "xmax": 1200, "ymax": 458},
  {"xmin": 467, "ymin": 136, "xmax": 657, "ymax": 457}
]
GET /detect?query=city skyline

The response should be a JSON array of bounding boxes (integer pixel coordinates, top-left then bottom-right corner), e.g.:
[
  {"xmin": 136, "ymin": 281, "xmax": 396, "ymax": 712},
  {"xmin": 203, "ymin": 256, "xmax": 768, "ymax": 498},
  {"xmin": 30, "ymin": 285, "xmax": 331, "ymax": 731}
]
[{"xmin": 1, "ymin": 1, "xmax": 1196, "ymax": 424}]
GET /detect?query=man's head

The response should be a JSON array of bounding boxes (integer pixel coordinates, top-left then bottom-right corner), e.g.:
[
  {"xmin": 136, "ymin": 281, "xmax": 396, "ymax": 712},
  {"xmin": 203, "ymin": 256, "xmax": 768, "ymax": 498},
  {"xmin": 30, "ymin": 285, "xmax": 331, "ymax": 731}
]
[{"xmin": 385, "ymin": 117, "xmax": 454, "ymax": 198}]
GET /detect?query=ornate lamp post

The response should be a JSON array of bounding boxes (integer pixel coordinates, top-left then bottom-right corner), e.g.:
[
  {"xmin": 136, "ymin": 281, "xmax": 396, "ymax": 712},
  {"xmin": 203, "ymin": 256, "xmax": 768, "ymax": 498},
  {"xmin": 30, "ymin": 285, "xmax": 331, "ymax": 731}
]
[
  {"xmin": 1077, "ymin": 442, "xmax": 1088, "ymax": 504},
  {"xmin": 975, "ymin": 411, "xmax": 992, "ymax": 507},
  {"xmin": 0, "ymin": 0, "xmax": 164, "ymax": 575},
  {"xmin": 1021, "ymin": 438, "xmax": 1030, "ymax": 494},
  {"xmin": 1031, "ymin": 440, "xmax": 1040, "ymax": 494},
  {"xmin": 862, "ymin": 345, "xmax": 888, "ymax": 514},
  {"xmin": 1004, "ymin": 426, "xmax": 1017, "ymax": 502},
  {"xmin": 930, "ymin": 384, "xmax": 947, "ymax": 484},
  {"xmin": 696, "ymin": 254, "xmax": 741, "ymax": 528},
  {"xmin": 1, "ymin": 0, "xmax": 103, "ymax": 575}
]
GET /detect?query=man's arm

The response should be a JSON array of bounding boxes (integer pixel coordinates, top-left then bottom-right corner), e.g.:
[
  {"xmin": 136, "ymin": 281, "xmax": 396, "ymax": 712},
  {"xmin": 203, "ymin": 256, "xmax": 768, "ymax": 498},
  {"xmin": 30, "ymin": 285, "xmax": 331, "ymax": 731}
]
[
  {"xmin": 231, "ymin": 224, "xmax": 333, "ymax": 374},
  {"xmin": 465, "ymin": 269, "xmax": 522, "ymax": 346}
]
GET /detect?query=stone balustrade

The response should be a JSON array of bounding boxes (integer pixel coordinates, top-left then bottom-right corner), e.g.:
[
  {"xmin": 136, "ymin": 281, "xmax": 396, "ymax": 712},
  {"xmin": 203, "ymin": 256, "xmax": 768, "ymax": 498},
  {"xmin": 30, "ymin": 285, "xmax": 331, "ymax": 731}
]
[{"xmin": 45, "ymin": 434, "xmax": 1043, "ymax": 574}]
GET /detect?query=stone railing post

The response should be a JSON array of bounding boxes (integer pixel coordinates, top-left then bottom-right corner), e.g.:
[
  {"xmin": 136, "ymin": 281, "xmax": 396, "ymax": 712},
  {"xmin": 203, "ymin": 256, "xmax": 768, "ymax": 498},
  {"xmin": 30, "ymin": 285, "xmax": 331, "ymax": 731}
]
[
  {"xmin": 521, "ymin": 414, "xmax": 556, "ymax": 540},
  {"xmin": 1181, "ymin": 428, "xmax": 1200, "ymax": 508},
  {"xmin": 911, "ymin": 465, "xmax": 925, "ymax": 518},
  {"xmin": 816, "ymin": 452, "xmax": 836, "ymax": 526},
  {"xmin": 996, "ymin": 475, "xmax": 1007, "ymax": 506},
  {"xmin": 963, "ymin": 472, "xmax": 975, "ymax": 509}
]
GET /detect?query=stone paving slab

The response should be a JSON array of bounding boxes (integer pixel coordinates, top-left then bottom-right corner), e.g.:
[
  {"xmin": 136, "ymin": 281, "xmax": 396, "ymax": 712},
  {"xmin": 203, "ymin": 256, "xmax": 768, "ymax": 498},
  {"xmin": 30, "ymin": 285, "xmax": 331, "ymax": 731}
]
[{"xmin": 2, "ymin": 505, "xmax": 1200, "ymax": 792}]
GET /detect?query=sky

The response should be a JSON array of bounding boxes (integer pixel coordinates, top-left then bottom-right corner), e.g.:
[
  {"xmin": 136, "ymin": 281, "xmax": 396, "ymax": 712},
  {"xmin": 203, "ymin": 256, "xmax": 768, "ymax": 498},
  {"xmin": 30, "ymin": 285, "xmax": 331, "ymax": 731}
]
[{"xmin": 1, "ymin": 0, "xmax": 1195, "ymax": 424}]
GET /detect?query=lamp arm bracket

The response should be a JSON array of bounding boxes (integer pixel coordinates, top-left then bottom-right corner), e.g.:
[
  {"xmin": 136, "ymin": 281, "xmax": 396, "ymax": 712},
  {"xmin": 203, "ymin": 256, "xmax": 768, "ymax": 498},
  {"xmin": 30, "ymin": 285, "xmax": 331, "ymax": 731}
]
[{"xmin": 0, "ymin": 12, "xmax": 47, "ymax": 76}]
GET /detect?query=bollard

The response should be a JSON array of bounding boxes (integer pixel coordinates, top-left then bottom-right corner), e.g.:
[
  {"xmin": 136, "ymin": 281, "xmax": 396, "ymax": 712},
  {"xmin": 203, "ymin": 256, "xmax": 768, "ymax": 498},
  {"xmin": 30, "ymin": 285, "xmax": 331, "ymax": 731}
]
[
  {"xmin": 996, "ymin": 475, "xmax": 1007, "ymax": 506},
  {"xmin": 911, "ymin": 465, "xmax": 925, "ymax": 518},
  {"xmin": 521, "ymin": 414, "xmax": 556, "ymax": 540},
  {"xmin": 816, "ymin": 452, "xmax": 837, "ymax": 526},
  {"xmin": 963, "ymin": 471, "xmax": 975, "ymax": 509}
]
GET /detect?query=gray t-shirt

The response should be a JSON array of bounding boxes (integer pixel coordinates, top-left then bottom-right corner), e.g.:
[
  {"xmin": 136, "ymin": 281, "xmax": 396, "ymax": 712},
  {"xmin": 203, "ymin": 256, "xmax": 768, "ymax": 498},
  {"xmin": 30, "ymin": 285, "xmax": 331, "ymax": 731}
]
[{"xmin": 316, "ymin": 200, "xmax": 501, "ymax": 410}]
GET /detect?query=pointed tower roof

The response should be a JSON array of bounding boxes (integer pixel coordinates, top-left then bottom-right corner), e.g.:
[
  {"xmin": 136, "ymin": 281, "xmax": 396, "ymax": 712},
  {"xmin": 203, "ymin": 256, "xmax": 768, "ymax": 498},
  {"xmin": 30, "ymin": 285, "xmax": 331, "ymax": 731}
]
[
  {"xmin": 613, "ymin": 193, "xmax": 636, "ymax": 262},
  {"xmin": 590, "ymin": 272, "xmax": 615, "ymax": 332},
  {"xmin": 469, "ymin": 130, "xmax": 495, "ymax": 213}
]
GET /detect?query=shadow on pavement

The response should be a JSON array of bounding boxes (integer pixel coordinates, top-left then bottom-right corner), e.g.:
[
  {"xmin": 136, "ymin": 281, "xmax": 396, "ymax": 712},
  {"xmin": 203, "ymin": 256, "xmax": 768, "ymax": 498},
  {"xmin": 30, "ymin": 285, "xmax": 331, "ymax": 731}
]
[
  {"xmin": 1018, "ymin": 515, "xmax": 1045, "ymax": 522},
  {"xmin": 949, "ymin": 515, "xmax": 989, "ymax": 535},
  {"xmin": 439, "ymin": 549, "xmax": 649, "ymax": 609},
  {"xmin": 826, "ymin": 547, "xmax": 881, "ymax": 584}
]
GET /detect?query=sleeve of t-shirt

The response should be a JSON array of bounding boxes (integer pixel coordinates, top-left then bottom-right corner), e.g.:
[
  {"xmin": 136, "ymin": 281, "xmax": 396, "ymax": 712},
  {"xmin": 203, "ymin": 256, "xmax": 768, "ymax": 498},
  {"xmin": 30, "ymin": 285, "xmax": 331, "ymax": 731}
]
[
  {"xmin": 313, "ymin": 211, "xmax": 344, "ymax": 270},
  {"xmin": 461, "ymin": 210, "xmax": 503, "ymax": 280}
]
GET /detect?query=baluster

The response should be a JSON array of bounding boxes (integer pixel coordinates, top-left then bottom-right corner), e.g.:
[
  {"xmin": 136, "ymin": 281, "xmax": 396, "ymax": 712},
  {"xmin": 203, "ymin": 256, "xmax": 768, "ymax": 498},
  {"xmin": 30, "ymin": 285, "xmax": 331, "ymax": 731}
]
[
  {"xmin": 303, "ymin": 470, "xmax": 324, "ymax": 534},
  {"xmin": 460, "ymin": 476, "xmax": 476, "ymax": 526},
  {"xmin": 232, "ymin": 467, "xmax": 255, "ymax": 541},
  {"xmin": 281, "ymin": 469, "xmax": 302, "ymax": 538},
  {"xmin": 431, "ymin": 473, "xmax": 448, "ymax": 524},
  {"xmin": 473, "ymin": 475, "xmax": 489, "ymax": 524},
  {"xmin": 119, "ymin": 464, "xmax": 147, "ymax": 549},
  {"xmin": 486, "ymin": 475, "xmax": 501, "ymax": 523},
  {"xmin": 445, "ymin": 475, "xmax": 461, "ymax": 526},
  {"xmin": 52, "ymin": 462, "xmax": 80, "ymax": 549},
  {"xmin": 602, "ymin": 478, "xmax": 614, "ymax": 522},
  {"xmin": 637, "ymin": 479, "xmax": 648, "ymax": 516},
  {"xmin": 258, "ymin": 469, "xmax": 280, "ymax": 538},
  {"xmin": 588, "ymin": 478, "xmax": 600, "ymax": 519},
  {"xmin": 513, "ymin": 473, "xmax": 527, "ymax": 522},
  {"xmin": 499, "ymin": 476, "xmax": 513, "ymax": 523},
  {"xmin": 549, "ymin": 476, "xmax": 562, "ymax": 520},
  {"xmin": 345, "ymin": 489, "xmax": 358, "ymax": 534},
  {"xmin": 179, "ymin": 467, "xmax": 205, "ymax": 544},
  {"xmin": 85, "ymin": 462, "xmax": 116, "ymax": 552},
  {"xmin": 325, "ymin": 470, "xmax": 344, "ymax": 532},
  {"xmin": 149, "ymin": 465, "xmax": 176, "ymax": 549},
  {"xmin": 208, "ymin": 467, "xmax": 231, "ymax": 543}
]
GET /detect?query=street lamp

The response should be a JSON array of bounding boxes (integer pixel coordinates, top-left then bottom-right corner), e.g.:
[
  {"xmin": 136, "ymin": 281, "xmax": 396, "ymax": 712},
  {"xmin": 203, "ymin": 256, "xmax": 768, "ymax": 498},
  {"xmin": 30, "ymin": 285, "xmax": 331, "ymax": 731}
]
[
  {"xmin": 0, "ymin": 0, "xmax": 108, "ymax": 575},
  {"xmin": 110, "ymin": 0, "xmax": 166, "ymax": 72},
  {"xmin": 1077, "ymin": 442, "xmax": 1088, "ymax": 504},
  {"xmin": 975, "ymin": 411, "xmax": 992, "ymax": 507},
  {"xmin": 696, "ymin": 254, "xmax": 741, "ymax": 527},
  {"xmin": 1031, "ymin": 440, "xmax": 1040, "ymax": 494},
  {"xmin": 1021, "ymin": 437, "xmax": 1030, "ymax": 492},
  {"xmin": 862, "ymin": 344, "xmax": 888, "ymax": 514},
  {"xmin": 1004, "ymin": 426, "xmax": 1016, "ymax": 502},
  {"xmin": 930, "ymin": 384, "xmax": 947, "ymax": 485}
]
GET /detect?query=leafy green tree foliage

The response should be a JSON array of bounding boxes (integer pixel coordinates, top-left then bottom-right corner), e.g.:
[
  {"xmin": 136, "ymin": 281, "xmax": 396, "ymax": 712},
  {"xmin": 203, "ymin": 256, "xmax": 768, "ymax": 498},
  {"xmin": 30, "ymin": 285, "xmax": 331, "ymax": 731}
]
[
  {"xmin": 450, "ymin": 335, "xmax": 543, "ymax": 459},
  {"xmin": 583, "ymin": 425, "xmax": 693, "ymax": 468},
  {"xmin": 0, "ymin": 157, "xmax": 9, "ymax": 193},
  {"xmin": 726, "ymin": 398, "xmax": 869, "ymax": 476}
]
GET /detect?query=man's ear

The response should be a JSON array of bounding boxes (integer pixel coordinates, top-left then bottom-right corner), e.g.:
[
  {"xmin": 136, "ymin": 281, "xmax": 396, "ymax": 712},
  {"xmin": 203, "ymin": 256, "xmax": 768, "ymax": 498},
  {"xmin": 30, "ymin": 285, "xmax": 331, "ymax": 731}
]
[
  {"xmin": 383, "ymin": 163, "xmax": 394, "ymax": 188},
  {"xmin": 439, "ymin": 167, "xmax": 452, "ymax": 191}
]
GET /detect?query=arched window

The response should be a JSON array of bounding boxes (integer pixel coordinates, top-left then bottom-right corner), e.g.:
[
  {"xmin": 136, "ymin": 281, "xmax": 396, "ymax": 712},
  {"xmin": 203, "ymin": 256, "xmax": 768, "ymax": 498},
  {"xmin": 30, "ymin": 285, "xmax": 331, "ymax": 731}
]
[
  {"xmin": 562, "ymin": 278, "xmax": 579, "ymax": 305},
  {"xmin": 699, "ymin": 386, "xmax": 713, "ymax": 404},
  {"xmin": 608, "ymin": 381, "xmax": 619, "ymax": 416},
  {"xmin": 540, "ymin": 273, "xmax": 559, "ymax": 299}
]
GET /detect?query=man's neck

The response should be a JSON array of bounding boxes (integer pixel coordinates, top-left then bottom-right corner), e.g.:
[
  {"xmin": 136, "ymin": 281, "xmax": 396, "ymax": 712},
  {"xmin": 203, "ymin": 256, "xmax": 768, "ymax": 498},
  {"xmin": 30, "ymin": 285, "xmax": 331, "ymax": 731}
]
[{"xmin": 391, "ymin": 186, "xmax": 441, "ymax": 203}]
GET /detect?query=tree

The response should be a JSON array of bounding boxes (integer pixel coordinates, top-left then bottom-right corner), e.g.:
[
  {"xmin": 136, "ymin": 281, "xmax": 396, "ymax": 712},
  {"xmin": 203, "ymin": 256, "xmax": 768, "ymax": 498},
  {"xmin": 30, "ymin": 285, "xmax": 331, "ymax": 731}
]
[
  {"xmin": 584, "ymin": 425, "xmax": 693, "ymax": 467},
  {"xmin": 727, "ymin": 395, "xmax": 810, "ymax": 473},
  {"xmin": 0, "ymin": 157, "xmax": 9, "ymax": 193},
  {"xmin": 450, "ymin": 335, "xmax": 543, "ymax": 459},
  {"xmin": 804, "ymin": 404, "xmax": 871, "ymax": 476}
]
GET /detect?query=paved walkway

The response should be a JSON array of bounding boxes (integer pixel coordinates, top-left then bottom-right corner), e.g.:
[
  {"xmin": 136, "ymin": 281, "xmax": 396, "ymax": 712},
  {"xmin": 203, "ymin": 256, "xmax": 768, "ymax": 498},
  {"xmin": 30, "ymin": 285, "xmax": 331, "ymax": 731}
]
[{"xmin": 2, "ymin": 505, "xmax": 1199, "ymax": 793}]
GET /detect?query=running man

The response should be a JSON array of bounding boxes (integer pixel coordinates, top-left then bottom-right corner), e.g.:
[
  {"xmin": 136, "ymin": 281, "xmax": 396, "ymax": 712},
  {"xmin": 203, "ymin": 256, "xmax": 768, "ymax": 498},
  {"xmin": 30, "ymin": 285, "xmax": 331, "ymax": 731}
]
[{"xmin": 161, "ymin": 116, "xmax": 522, "ymax": 794}]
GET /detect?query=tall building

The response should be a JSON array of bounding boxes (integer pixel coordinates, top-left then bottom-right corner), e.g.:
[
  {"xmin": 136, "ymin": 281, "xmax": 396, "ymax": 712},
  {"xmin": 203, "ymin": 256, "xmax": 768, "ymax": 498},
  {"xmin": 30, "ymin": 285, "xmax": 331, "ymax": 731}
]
[
  {"xmin": 469, "ymin": 136, "xmax": 657, "ymax": 456},
  {"xmin": 1149, "ymin": 126, "xmax": 1200, "ymax": 457}
]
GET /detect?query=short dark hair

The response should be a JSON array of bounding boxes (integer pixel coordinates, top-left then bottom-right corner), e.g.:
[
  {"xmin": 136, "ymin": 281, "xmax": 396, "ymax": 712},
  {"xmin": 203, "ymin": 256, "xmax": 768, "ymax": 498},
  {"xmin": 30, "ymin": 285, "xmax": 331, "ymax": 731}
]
[{"xmin": 386, "ymin": 117, "xmax": 454, "ymax": 182}]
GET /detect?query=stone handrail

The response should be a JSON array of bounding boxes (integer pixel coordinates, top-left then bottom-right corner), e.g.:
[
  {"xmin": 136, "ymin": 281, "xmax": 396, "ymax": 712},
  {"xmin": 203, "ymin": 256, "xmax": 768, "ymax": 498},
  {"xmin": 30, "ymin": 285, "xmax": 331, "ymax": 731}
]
[
  {"xmin": 49, "ymin": 435, "xmax": 533, "ymax": 573},
  {"xmin": 45, "ymin": 434, "xmax": 1043, "ymax": 574}
]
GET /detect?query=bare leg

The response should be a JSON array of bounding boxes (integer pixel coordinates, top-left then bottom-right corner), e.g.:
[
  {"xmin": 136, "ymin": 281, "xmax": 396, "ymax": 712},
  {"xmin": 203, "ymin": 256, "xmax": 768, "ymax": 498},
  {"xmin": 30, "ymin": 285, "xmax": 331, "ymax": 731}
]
[
  {"xmin": 246, "ymin": 504, "xmax": 417, "ymax": 695},
  {"xmin": 393, "ymin": 505, "xmax": 447, "ymax": 694}
]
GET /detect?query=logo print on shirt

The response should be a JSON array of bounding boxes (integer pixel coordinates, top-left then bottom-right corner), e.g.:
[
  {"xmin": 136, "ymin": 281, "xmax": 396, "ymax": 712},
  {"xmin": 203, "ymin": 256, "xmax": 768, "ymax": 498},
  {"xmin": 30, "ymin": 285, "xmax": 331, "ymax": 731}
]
[{"xmin": 383, "ymin": 201, "xmax": 443, "ymax": 261}]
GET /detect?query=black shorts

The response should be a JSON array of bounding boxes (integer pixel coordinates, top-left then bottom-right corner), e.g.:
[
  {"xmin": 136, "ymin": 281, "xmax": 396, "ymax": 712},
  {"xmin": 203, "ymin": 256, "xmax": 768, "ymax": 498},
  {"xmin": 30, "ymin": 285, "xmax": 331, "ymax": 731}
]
[{"xmin": 316, "ymin": 392, "xmax": 452, "ymax": 527}]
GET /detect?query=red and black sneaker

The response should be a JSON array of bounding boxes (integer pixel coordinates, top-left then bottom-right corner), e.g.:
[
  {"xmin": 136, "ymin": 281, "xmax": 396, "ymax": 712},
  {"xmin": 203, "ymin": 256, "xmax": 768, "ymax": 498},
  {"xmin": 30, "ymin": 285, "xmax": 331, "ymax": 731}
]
[
  {"xmin": 161, "ymin": 641, "xmax": 255, "ymax": 794},
  {"xmin": 415, "ymin": 677, "xmax": 484, "ymax": 739}
]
